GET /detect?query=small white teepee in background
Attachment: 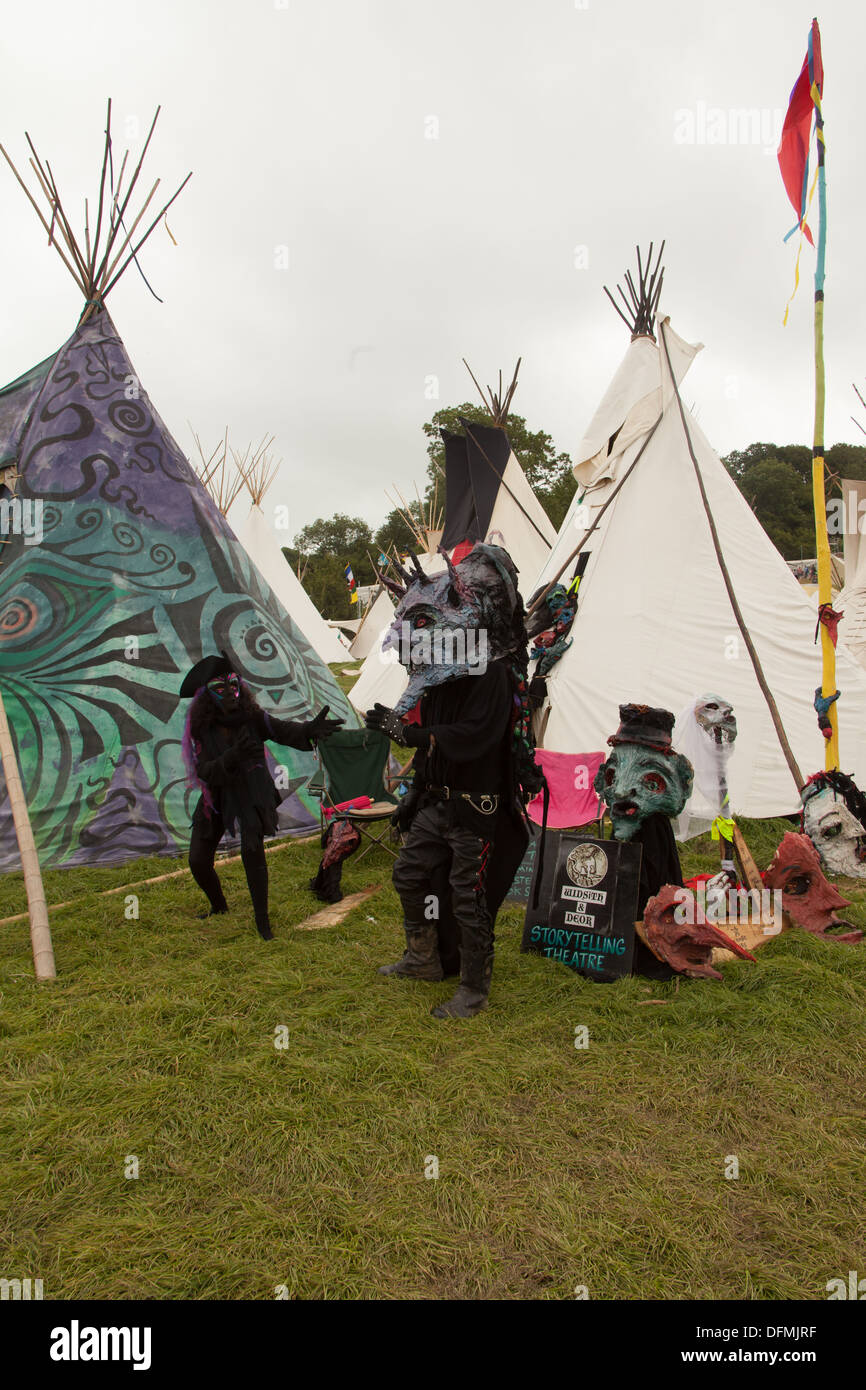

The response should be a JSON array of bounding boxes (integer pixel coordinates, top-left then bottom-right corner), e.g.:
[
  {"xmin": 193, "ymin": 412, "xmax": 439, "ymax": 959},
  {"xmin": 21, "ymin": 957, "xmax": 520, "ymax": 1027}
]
[
  {"xmin": 224, "ymin": 436, "xmax": 348, "ymax": 666},
  {"xmin": 349, "ymin": 587, "xmax": 395, "ymax": 660},
  {"xmin": 834, "ymin": 476, "xmax": 866, "ymax": 668}
]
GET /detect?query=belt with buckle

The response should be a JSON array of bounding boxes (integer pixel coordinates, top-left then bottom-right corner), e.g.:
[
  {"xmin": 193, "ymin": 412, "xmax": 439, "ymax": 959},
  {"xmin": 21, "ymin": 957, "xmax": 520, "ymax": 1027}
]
[{"xmin": 426, "ymin": 786, "xmax": 499, "ymax": 815}]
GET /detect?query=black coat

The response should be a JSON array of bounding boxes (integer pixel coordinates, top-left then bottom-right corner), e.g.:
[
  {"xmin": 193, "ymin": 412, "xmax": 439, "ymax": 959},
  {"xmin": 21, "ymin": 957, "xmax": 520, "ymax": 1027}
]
[
  {"xmin": 403, "ymin": 660, "xmax": 529, "ymax": 973},
  {"xmin": 193, "ymin": 707, "xmax": 312, "ymax": 837}
]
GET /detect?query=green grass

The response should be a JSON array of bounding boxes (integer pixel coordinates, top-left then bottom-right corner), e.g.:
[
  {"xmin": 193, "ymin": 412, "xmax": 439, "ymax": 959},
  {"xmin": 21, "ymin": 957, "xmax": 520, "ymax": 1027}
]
[
  {"xmin": 329, "ymin": 659, "xmax": 362, "ymax": 703},
  {"xmin": 1, "ymin": 818, "xmax": 865, "ymax": 1300}
]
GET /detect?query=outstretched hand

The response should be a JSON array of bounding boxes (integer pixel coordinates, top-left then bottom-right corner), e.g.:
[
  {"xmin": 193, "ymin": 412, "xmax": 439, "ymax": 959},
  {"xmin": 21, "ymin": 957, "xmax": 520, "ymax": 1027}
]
[
  {"xmin": 365, "ymin": 702, "xmax": 408, "ymax": 746},
  {"xmin": 306, "ymin": 706, "xmax": 344, "ymax": 743}
]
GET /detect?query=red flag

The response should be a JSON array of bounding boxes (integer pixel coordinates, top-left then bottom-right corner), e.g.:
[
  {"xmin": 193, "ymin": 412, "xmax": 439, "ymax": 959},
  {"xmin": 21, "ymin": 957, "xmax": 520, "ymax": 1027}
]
[{"xmin": 777, "ymin": 19, "xmax": 823, "ymax": 246}]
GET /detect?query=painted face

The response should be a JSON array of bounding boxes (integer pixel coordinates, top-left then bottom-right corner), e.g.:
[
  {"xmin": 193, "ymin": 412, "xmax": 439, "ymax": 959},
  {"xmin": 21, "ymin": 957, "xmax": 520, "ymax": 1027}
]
[
  {"xmin": 802, "ymin": 786, "xmax": 866, "ymax": 879},
  {"xmin": 694, "ymin": 695, "xmax": 737, "ymax": 743},
  {"xmin": 206, "ymin": 673, "xmax": 241, "ymax": 710},
  {"xmin": 762, "ymin": 832, "xmax": 860, "ymax": 937},
  {"xmin": 593, "ymin": 743, "xmax": 694, "ymax": 841}
]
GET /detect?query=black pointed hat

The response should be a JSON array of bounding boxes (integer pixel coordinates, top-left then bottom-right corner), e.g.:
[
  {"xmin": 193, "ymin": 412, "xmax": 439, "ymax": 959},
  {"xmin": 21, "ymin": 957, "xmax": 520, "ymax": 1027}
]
[{"xmin": 179, "ymin": 651, "xmax": 233, "ymax": 698}]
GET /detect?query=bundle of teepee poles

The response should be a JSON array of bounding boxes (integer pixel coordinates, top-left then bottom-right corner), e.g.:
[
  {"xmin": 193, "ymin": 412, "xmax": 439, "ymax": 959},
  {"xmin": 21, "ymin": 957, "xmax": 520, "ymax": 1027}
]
[
  {"xmin": 603, "ymin": 240, "xmax": 665, "ymax": 340},
  {"xmin": 463, "ymin": 358, "xmax": 522, "ymax": 427},
  {"xmin": 384, "ymin": 479, "xmax": 443, "ymax": 554},
  {"xmin": 189, "ymin": 428, "xmax": 280, "ymax": 519},
  {"xmin": 0, "ymin": 98, "xmax": 192, "ymax": 321}
]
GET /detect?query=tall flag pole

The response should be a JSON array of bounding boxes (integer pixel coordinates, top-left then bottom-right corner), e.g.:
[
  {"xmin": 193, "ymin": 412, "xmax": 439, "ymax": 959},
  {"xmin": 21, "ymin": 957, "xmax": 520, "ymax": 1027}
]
[{"xmin": 778, "ymin": 17, "xmax": 837, "ymax": 769}]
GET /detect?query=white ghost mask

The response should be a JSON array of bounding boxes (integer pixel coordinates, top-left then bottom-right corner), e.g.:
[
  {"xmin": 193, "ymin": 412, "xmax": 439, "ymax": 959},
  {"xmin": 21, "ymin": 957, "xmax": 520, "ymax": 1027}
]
[{"xmin": 673, "ymin": 694, "xmax": 738, "ymax": 842}]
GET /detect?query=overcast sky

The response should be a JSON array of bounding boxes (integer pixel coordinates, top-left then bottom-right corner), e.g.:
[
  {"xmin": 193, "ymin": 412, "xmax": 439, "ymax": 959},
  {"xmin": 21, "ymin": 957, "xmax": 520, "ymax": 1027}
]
[{"xmin": 1, "ymin": 0, "xmax": 864, "ymax": 538}]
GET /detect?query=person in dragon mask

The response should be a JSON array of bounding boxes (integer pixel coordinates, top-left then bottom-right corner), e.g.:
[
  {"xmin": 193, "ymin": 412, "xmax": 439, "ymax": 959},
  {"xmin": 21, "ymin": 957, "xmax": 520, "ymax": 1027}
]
[
  {"xmin": 180, "ymin": 653, "xmax": 343, "ymax": 939},
  {"xmin": 365, "ymin": 543, "xmax": 541, "ymax": 1018}
]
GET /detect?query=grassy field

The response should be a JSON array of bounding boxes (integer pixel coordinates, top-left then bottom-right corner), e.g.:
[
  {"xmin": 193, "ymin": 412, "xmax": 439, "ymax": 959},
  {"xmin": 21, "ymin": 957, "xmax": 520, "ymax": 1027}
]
[{"xmin": 1, "ymin": 804, "xmax": 865, "ymax": 1301}]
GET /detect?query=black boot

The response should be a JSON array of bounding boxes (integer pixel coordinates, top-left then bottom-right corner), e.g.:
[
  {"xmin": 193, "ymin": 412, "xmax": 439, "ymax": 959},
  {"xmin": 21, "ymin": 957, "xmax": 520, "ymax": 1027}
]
[
  {"xmin": 196, "ymin": 902, "xmax": 228, "ymax": 920},
  {"xmin": 244, "ymin": 864, "xmax": 273, "ymax": 940},
  {"xmin": 190, "ymin": 865, "xmax": 228, "ymax": 918},
  {"xmin": 431, "ymin": 946, "xmax": 492, "ymax": 1018},
  {"xmin": 378, "ymin": 925, "xmax": 443, "ymax": 981}
]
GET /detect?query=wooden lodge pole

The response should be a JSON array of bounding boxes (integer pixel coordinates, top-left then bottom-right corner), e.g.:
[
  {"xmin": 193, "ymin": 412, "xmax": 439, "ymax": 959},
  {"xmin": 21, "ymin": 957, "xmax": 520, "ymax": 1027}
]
[{"xmin": 0, "ymin": 687, "xmax": 56, "ymax": 979}]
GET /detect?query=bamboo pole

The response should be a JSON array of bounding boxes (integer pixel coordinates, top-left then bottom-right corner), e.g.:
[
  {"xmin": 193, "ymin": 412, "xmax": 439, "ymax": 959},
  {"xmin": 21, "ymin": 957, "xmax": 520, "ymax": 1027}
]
[
  {"xmin": 99, "ymin": 177, "xmax": 160, "ymax": 290},
  {"xmin": 88, "ymin": 99, "xmax": 113, "ymax": 283},
  {"xmin": 101, "ymin": 171, "xmax": 192, "ymax": 298},
  {"xmin": 0, "ymin": 143, "xmax": 88, "ymax": 292},
  {"xmin": 809, "ymin": 29, "xmax": 836, "ymax": 769},
  {"xmin": 0, "ymin": 687, "xmax": 56, "ymax": 978},
  {"xmin": 90, "ymin": 104, "xmax": 163, "ymax": 290}
]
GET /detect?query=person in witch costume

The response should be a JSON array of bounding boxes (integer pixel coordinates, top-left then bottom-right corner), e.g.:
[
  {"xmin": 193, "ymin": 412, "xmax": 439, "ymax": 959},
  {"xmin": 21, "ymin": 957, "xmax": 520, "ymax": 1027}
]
[{"xmin": 180, "ymin": 653, "xmax": 343, "ymax": 939}]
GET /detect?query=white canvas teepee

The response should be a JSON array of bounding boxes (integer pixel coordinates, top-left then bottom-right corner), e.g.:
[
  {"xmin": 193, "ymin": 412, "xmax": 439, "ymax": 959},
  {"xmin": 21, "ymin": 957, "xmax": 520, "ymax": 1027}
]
[
  {"xmin": 834, "ymin": 478, "xmax": 866, "ymax": 667},
  {"xmin": 531, "ymin": 308, "xmax": 866, "ymax": 819},
  {"xmin": 227, "ymin": 440, "xmax": 348, "ymax": 667},
  {"xmin": 471, "ymin": 428, "xmax": 557, "ymax": 586},
  {"xmin": 349, "ymin": 588, "xmax": 395, "ymax": 660}
]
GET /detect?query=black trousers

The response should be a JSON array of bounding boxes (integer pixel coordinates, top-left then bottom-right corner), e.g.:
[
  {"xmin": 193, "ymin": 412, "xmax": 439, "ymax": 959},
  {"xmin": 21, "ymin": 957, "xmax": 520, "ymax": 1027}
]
[
  {"xmin": 392, "ymin": 801, "xmax": 493, "ymax": 959},
  {"xmin": 188, "ymin": 799, "xmax": 268, "ymax": 922}
]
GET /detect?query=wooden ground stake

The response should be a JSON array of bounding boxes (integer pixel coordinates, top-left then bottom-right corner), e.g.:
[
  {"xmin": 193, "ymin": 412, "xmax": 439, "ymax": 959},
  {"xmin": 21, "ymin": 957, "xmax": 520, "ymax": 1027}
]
[
  {"xmin": 0, "ymin": 688, "xmax": 55, "ymax": 979},
  {"xmin": 295, "ymin": 885, "xmax": 380, "ymax": 931}
]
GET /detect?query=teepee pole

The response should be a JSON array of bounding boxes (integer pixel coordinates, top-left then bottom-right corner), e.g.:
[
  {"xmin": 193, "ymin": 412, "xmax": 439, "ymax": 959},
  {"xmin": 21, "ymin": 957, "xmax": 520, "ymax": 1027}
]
[
  {"xmin": 659, "ymin": 320, "xmax": 804, "ymax": 792},
  {"xmin": 526, "ymin": 412, "xmax": 664, "ymax": 619},
  {"xmin": 0, "ymin": 687, "xmax": 56, "ymax": 980},
  {"xmin": 808, "ymin": 28, "xmax": 836, "ymax": 769}
]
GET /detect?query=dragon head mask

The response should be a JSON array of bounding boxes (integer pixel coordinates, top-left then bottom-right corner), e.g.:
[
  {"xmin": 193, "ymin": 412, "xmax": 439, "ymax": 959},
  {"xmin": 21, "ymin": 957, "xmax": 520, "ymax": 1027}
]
[{"xmin": 381, "ymin": 542, "xmax": 524, "ymax": 715}]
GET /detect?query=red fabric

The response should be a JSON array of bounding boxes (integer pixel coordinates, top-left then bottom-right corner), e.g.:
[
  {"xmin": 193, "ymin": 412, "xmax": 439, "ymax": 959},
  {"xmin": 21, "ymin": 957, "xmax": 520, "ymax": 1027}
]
[
  {"xmin": 323, "ymin": 795, "xmax": 372, "ymax": 819},
  {"xmin": 817, "ymin": 603, "xmax": 842, "ymax": 648},
  {"xmin": 526, "ymin": 749, "xmax": 604, "ymax": 829},
  {"xmin": 451, "ymin": 539, "xmax": 474, "ymax": 564},
  {"xmin": 777, "ymin": 19, "xmax": 823, "ymax": 245},
  {"xmin": 403, "ymin": 699, "xmax": 423, "ymax": 727}
]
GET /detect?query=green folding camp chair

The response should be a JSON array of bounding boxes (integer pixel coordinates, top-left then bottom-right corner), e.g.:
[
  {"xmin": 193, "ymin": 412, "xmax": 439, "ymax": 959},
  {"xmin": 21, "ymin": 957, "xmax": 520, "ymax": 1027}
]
[{"xmin": 308, "ymin": 728, "xmax": 400, "ymax": 861}]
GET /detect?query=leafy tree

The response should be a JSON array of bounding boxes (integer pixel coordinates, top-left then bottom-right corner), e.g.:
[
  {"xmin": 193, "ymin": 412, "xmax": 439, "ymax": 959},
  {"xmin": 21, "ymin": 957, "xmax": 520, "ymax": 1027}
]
[
  {"xmin": 285, "ymin": 513, "xmax": 374, "ymax": 619},
  {"xmin": 735, "ymin": 458, "xmax": 815, "ymax": 558},
  {"xmin": 723, "ymin": 441, "xmax": 866, "ymax": 489},
  {"xmin": 373, "ymin": 504, "xmax": 429, "ymax": 560},
  {"xmin": 722, "ymin": 441, "xmax": 866, "ymax": 557},
  {"xmin": 293, "ymin": 513, "xmax": 372, "ymax": 558}
]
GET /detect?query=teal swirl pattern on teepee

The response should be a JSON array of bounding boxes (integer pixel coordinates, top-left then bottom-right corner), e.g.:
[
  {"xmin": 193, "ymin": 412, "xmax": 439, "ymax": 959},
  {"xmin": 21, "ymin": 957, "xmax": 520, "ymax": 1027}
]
[{"xmin": 0, "ymin": 308, "xmax": 356, "ymax": 871}]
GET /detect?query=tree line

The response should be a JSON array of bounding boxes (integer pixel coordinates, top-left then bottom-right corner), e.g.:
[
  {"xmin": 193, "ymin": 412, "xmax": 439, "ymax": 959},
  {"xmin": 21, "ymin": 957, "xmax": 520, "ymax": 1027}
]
[{"xmin": 283, "ymin": 406, "xmax": 866, "ymax": 619}]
